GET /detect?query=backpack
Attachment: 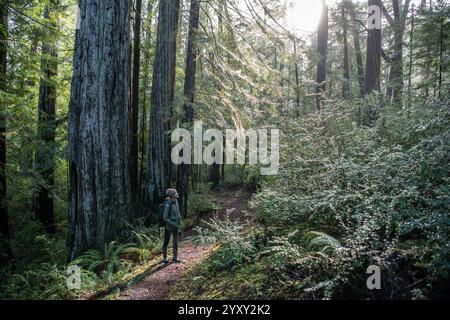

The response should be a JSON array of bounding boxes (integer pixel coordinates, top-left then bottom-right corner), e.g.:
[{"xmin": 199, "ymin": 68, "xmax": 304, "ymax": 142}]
[{"xmin": 159, "ymin": 201, "xmax": 171, "ymax": 227}]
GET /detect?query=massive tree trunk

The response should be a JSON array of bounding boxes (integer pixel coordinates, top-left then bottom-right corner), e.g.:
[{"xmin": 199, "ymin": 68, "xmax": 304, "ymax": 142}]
[
  {"xmin": 177, "ymin": 0, "xmax": 199, "ymax": 218},
  {"xmin": 342, "ymin": 2, "xmax": 350, "ymax": 98},
  {"xmin": 0, "ymin": 0, "xmax": 9, "ymax": 247},
  {"xmin": 68, "ymin": 0, "xmax": 132, "ymax": 260},
  {"xmin": 34, "ymin": 1, "xmax": 58, "ymax": 234},
  {"xmin": 352, "ymin": 5, "xmax": 365, "ymax": 96},
  {"xmin": 316, "ymin": 0, "xmax": 328, "ymax": 111},
  {"xmin": 146, "ymin": 0, "xmax": 181, "ymax": 213},
  {"xmin": 130, "ymin": 0, "xmax": 142, "ymax": 204},
  {"xmin": 365, "ymin": 0, "xmax": 382, "ymax": 94}
]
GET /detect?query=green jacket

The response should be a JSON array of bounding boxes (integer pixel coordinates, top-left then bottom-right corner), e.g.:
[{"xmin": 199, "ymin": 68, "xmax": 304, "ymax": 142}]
[{"xmin": 163, "ymin": 199, "xmax": 181, "ymax": 232}]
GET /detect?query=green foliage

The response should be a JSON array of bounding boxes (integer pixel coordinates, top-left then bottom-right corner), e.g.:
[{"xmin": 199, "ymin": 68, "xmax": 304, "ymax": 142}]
[
  {"xmin": 187, "ymin": 192, "xmax": 219, "ymax": 223},
  {"xmin": 180, "ymin": 96, "xmax": 450, "ymax": 300},
  {"xmin": 191, "ymin": 214, "xmax": 256, "ymax": 271},
  {"xmin": 73, "ymin": 241, "xmax": 134, "ymax": 275},
  {"xmin": 220, "ymin": 166, "xmax": 246, "ymax": 189}
]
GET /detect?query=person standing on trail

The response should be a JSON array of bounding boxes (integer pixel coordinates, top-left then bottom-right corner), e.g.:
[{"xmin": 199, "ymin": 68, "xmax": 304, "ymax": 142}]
[{"xmin": 162, "ymin": 188, "xmax": 182, "ymax": 264}]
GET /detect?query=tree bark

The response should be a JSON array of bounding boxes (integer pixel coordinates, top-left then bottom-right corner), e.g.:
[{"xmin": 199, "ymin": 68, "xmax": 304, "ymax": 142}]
[
  {"xmin": 385, "ymin": 0, "xmax": 411, "ymax": 106},
  {"xmin": 352, "ymin": 6, "xmax": 365, "ymax": 96},
  {"xmin": 208, "ymin": 163, "xmax": 220, "ymax": 190},
  {"xmin": 146, "ymin": 0, "xmax": 181, "ymax": 213},
  {"xmin": 68, "ymin": 0, "xmax": 133, "ymax": 260},
  {"xmin": 130, "ymin": 0, "xmax": 142, "ymax": 205},
  {"xmin": 139, "ymin": 0, "xmax": 155, "ymax": 201},
  {"xmin": 342, "ymin": 3, "xmax": 350, "ymax": 99},
  {"xmin": 408, "ymin": 4, "xmax": 415, "ymax": 102},
  {"xmin": 438, "ymin": 17, "xmax": 443, "ymax": 97},
  {"xmin": 316, "ymin": 0, "xmax": 328, "ymax": 111},
  {"xmin": 177, "ymin": 0, "xmax": 199, "ymax": 218},
  {"xmin": 0, "ymin": 0, "xmax": 9, "ymax": 247},
  {"xmin": 293, "ymin": 38, "xmax": 301, "ymax": 112},
  {"xmin": 34, "ymin": 1, "xmax": 58, "ymax": 234},
  {"xmin": 365, "ymin": 0, "xmax": 382, "ymax": 94}
]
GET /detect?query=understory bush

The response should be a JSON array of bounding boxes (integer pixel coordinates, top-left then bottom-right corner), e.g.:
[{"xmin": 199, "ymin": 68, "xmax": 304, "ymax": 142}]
[
  {"xmin": 0, "ymin": 225, "xmax": 163, "ymax": 300},
  {"xmin": 179, "ymin": 97, "xmax": 450, "ymax": 300}
]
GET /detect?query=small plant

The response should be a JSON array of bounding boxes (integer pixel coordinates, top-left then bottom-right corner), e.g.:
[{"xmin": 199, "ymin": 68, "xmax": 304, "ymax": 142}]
[
  {"xmin": 73, "ymin": 241, "xmax": 134, "ymax": 275},
  {"xmin": 190, "ymin": 212, "xmax": 256, "ymax": 271}
]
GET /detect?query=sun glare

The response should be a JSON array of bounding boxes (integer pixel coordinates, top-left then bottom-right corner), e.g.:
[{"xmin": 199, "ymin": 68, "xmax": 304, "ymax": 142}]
[
  {"xmin": 286, "ymin": 0, "xmax": 365, "ymax": 35},
  {"xmin": 286, "ymin": 0, "xmax": 325, "ymax": 34}
]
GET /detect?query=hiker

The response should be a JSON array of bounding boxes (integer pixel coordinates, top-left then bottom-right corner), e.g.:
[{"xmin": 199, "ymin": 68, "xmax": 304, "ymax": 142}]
[{"xmin": 162, "ymin": 188, "xmax": 182, "ymax": 264}]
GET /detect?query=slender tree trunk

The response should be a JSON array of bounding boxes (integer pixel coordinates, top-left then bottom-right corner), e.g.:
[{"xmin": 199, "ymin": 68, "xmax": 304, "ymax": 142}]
[
  {"xmin": 208, "ymin": 163, "xmax": 220, "ymax": 189},
  {"xmin": 0, "ymin": 0, "xmax": 10, "ymax": 250},
  {"xmin": 130, "ymin": 0, "xmax": 143, "ymax": 206},
  {"xmin": 140, "ymin": 61, "xmax": 148, "ymax": 201},
  {"xmin": 386, "ymin": 0, "xmax": 410, "ymax": 106},
  {"xmin": 68, "ymin": 0, "xmax": 132, "ymax": 260},
  {"xmin": 438, "ymin": 18, "xmax": 443, "ymax": 97},
  {"xmin": 177, "ymin": 0, "xmax": 199, "ymax": 218},
  {"xmin": 352, "ymin": 6, "xmax": 365, "ymax": 96},
  {"xmin": 408, "ymin": 4, "xmax": 415, "ymax": 102},
  {"xmin": 146, "ymin": 0, "xmax": 181, "ymax": 213},
  {"xmin": 34, "ymin": 1, "xmax": 58, "ymax": 234},
  {"xmin": 342, "ymin": 3, "xmax": 350, "ymax": 98},
  {"xmin": 365, "ymin": 0, "xmax": 382, "ymax": 94},
  {"xmin": 293, "ymin": 38, "xmax": 301, "ymax": 112},
  {"xmin": 139, "ymin": 0, "xmax": 155, "ymax": 201},
  {"xmin": 316, "ymin": 0, "xmax": 328, "ymax": 111},
  {"xmin": 419, "ymin": 0, "xmax": 430, "ymax": 97}
]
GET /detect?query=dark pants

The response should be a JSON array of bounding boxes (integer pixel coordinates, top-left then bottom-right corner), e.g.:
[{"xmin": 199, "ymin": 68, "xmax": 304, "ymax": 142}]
[{"xmin": 162, "ymin": 229, "xmax": 178, "ymax": 260}]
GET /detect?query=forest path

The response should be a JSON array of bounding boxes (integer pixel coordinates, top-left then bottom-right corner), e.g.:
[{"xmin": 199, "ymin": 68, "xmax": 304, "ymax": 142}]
[{"xmin": 118, "ymin": 188, "xmax": 251, "ymax": 300}]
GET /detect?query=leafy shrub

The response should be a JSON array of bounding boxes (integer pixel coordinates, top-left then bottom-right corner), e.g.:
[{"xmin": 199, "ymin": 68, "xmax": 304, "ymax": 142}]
[
  {"xmin": 250, "ymin": 98, "xmax": 450, "ymax": 299},
  {"xmin": 191, "ymin": 213, "xmax": 256, "ymax": 271},
  {"xmin": 186, "ymin": 97, "xmax": 450, "ymax": 300},
  {"xmin": 220, "ymin": 166, "xmax": 245, "ymax": 189},
  {"xmin": 188, "ymin": 192, "xmax": 219, "ymax": 222}
]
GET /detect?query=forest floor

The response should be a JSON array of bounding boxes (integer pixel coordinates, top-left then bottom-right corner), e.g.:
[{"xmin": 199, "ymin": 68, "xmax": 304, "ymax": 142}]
[{"xmin": 118, "ymin": 188, "xmax": 252, "ymax": 300}]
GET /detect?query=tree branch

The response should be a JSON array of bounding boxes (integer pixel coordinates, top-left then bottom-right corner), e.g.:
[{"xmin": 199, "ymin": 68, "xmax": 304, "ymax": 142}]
[{"xmin": 381, "ymin": 3, "xmax": 395, "ymax": 27}]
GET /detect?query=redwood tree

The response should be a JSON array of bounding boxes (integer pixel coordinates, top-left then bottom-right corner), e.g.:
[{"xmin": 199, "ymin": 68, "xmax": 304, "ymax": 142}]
[
  {"xmin": 177, "ymin": 0, "xmax": 200, "ymax": 217},
  {"xmin": 130, "ymin": 0, "xmax": 142, "ymax": 203},
  {"xmin": 34, "ymin": 1, "xmax": 58, "ymax": 234},
  {"xmin": 0, "ymin": 0, "xmax": 9, "ymax": 247},
  {"xmin": 365, "ymin": 0, "xmax": 382, "ymax": 94},
  {"xmin": 146, "ymin": 0, "xmax": 181, "ymax": 213},
  {"xmin": 68, "ymin": 0, "xmax": 133, "ymax": 260}
]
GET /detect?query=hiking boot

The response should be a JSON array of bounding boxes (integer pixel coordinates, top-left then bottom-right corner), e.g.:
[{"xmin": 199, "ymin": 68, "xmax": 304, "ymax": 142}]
[
  {"xmin": 163, "ymin": 258, "xmax": 170, "ymax": 264},
  {"xmin": 173, "ymin": 259, "xmax": 182, "ymax": 263}
]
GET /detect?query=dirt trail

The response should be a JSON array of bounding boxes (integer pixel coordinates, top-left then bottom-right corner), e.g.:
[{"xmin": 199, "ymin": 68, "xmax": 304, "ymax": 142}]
[{"xmin": 119, "ymin": 188, "xmax": 250, "ymax": 300}]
